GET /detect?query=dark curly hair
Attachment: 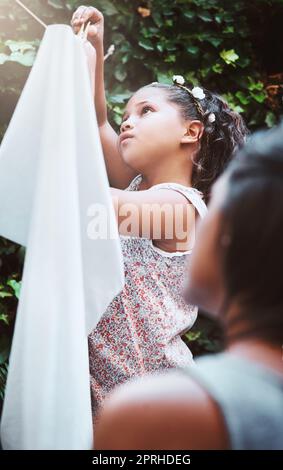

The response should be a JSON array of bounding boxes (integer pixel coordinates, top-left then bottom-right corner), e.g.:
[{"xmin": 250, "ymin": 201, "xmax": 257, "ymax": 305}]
[{"xmin": 143, "ymin": 82, "xmax": 249, "ymax": 202}]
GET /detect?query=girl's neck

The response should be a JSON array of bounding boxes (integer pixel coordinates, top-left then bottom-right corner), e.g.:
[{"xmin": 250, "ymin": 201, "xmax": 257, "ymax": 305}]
[{"xmin": 141, "ymin": 163, "xmax": 193, "ymax": 190}]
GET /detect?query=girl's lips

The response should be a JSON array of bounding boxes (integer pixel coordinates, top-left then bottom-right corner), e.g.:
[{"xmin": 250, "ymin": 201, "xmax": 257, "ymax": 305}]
[
  {"xmin": 119, "ymin": 132, "xmax": 135, "ymax": 144},
  {"xmin": 121, "ymin": 137, "xmax": 133, "ymax": 144}
]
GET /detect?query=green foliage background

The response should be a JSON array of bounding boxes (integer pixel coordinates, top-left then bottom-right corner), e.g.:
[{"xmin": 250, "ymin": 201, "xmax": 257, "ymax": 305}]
[{"xmin": 0, "ymin": 0, "xmax": 282, "ymax": 405}]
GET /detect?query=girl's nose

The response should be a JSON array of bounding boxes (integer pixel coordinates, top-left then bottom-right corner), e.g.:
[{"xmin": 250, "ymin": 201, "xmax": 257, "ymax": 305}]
[{"xmin": 120, "ymin": 118, "xmax": 134, "ymax": 133}]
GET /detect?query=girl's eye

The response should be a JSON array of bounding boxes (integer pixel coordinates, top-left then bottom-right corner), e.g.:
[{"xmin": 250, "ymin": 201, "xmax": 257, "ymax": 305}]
[{"xmin": 141, "ymin": 106, "xmax": 153, "ymax": 115}]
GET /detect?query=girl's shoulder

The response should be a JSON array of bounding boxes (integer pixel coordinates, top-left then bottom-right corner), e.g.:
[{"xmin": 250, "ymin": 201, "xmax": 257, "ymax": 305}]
[{"xmin": 125, "ymin": 174, "xmax": 207, "ymax": 218}]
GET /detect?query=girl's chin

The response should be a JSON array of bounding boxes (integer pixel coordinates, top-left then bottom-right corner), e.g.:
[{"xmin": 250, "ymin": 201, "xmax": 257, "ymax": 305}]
[{"xmin": 121, "ymin": 151, "xmax": 142, "ymax": 169}]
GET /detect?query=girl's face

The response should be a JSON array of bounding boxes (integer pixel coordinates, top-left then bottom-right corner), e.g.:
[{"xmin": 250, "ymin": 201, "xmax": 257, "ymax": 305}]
[
  {"xmin": 118, "ymin": 86, "xmax": 188, "ymax": 172},
  {"xmin": 184, "ymin": 176, "xmax": 228, "ymax": 316}
]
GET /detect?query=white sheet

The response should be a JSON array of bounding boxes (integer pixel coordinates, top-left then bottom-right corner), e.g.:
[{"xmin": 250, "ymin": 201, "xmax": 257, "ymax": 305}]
[{"xmin": 0, "ymin": 24, "xmax": 124, "ymax": 449}]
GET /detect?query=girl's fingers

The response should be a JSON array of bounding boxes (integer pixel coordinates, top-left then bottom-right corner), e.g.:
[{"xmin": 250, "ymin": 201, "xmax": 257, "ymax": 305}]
[
  {"xmin": 71, "ymin": 6, "xmax": 103, "ymax": 38},
  {"xmin": 72, "ymin": 6, "xmax": 103, "ymax": 25},
  {"xmin": 71, "ymin": 6, "xmax": 85, "ymax": 18},
  {"xmin": 71, "ymin": 5, "xmax": 88, "ymax": 25},
  {"xmin": 80, "ymin": 6, "xmax": 102, "ymax": 22}
]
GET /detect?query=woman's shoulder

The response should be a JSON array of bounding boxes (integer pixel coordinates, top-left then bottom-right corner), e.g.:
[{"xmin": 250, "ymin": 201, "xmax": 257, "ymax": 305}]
[{"xmin": 95, "ymin": 367, "xmax": 229, "ymax": 449}]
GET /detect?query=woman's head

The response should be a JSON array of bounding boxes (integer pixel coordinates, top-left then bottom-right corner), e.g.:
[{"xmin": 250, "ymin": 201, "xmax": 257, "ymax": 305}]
[
  {"xmin": 186, "ymin": 123, "xmax": 283, "ymax": 344},
  {"xmin": 119, "ymin": 81, "xmax": 248, "ymax": 200}
]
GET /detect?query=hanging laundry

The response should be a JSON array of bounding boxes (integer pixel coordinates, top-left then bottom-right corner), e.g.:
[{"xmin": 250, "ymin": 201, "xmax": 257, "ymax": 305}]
[{"xmin": 0, "ymin": 24, "xmax": 124, "ymax": 449}]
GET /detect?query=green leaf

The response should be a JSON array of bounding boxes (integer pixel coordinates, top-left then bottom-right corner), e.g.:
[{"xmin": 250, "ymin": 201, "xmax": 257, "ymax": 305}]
[
  {"xmin": 152, "ymin": 12, "xmax": 163, "ymax": 28},
  {"xmin": 183, "ymin": 11, "xmax": 196, "ymax": 20},
  {"xmin": 7, "ymin": 280, "xmax": 21, "ymax": 299},
  {"xmin": 223, "ymin": 12, "xmax": 234, "ymax": 23},
  {"xmin": 112, "ymin": 33, "xmax": 125, "ymax": 45},
  {"xmin": 141, "ymin": 27, "xmax": 150, "ymax": 39},
  {"xmin": 114, "ymin": 68, "xmax": 127, "ymax": 82},
  {"xmin": 112, "ymin": 105, "xmax": 123, "ymax": 115},
  {"xmin": 148, "ymin": 27, "xmax": 159, "ymax": 34},
  {"xmin": 197, "ymin": 11, "xmax": 213, "ymax": 22},
  {"xmin": 223, "ymin": 26, "xmax": 234, "ymax": 34},
  {"xmin": 215, "ymin": 13, "xmax": 223, "ymax": 24},
  {"xmin": 0, "ymin": 292, "xmax": 12, "ymax": 299},
  {"xmin": 0, "ymin": 49, "xmax": 36, "ymax": 66},
  {"xmin": 207, "ymin": 37, "xmax": 222, "ymax": 48},
  {"xmin": 100, "ymin": 0, "xmax": 118, "ymax": 16},
  {"xmin": 247, "ymin": 78, "xmax": 264, "ymax": 91},
  {"xmin": 220, "ymin": 49, "xmax": 239, "ymax": 65},
  {"xmin": 156, "ymin": 72, "xmax": 172, "ymax": 85},
  {"xmin": 5, "ymin": 40, "xmax": 37, "ymax": 53},
  {"xmin": 212, "ymin": 63, "xmax": 223, "ymax": 74},
  {"xmin": 113, "ymin": 112, "xmax": 122, "ymax": 126},
  {"xmin": 235, "ymin": 91, "xmax": 250, "ymax": 105},
  {"xmin": 186, "ymin": 331, "xmax": 201, "ymax": 341},
  {"xmin": 10, "ymin": 51, "xmax": 36, "ymax": 67},
  {"xmin": 265, "ymin": 111, "xmax": 277, "ymax": 128},
  {"xmin": 165, "ymin": 19, "xmax": 173, "ymax": 27},
  {"xmin": 109, "ymin": 93, "xmax": 132, "ymax": 104},
  {"xmin": 237, "ymin": 56, "xmax": 251, "ymax": 68},
  {"xmin": 185, "ymin": 72, "xmax": 198, "ymax": 86},
  {"xmin": 163, "ymin": 41, "xmax": 176, "ymax": 52},
  {"xmin": 0, "ymin": 53, "xmax": 8, "ymax": 65},
  {"xmin": 121, "ymin": 54, "xmax": 130, "ymax": 64},
  {"xmin": 186, "ymin": 45, "xmax": 199, "ymax": 55},
  {"xmin": 0, "ymin": 313, "xmax": 9, "ymax": 325},
  {"xmin": 250, "ymin": 91, "xmax": 267, "ymax": 104},
  {"xmin": 233, "ymin": 104, "xmax": 244, "ymax": 113},
  {"xmin": 138, "ymin": 39, "xmax": 154, "ymax": 51},
  {"xmin": 164, "ymin": 54, "xmax": 176, "ymax": 63},
  {"xmin": 222, "ymin": 93, "xmax": 244, "ymax": 114}
]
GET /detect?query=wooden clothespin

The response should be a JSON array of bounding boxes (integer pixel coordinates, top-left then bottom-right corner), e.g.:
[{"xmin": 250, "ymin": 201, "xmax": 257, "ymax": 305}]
[
  {"xmin": 15, "ymin": 0, "xmax": 47, "ymax": 29},
  {"xmin": 76, "ymin": 21, "xmax": 114, "ymax": 62},
  {"xmin": 77, "ymin": 21, "xmax": 115, "ymax": 60},
  {"xmin": 76, "ymin": 21, "xmax": 91, "ymax": 42}
]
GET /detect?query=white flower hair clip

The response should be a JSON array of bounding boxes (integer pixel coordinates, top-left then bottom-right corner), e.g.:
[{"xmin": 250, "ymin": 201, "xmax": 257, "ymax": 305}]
[
  {"xmin": 191, "ymin": 86, "xmax": 205, "ymax": 100},
  {"xmin": 208, "ymin": 112, "xmax": 216, "ymax": 123},
  {"xmin": 172, "ymin": 76, "xmax": 216, "ymax": 124},
  {"xmin": 172, "ymin": 75, "xmax": 206, "ymax": 117},
  {"xmin": 172, "ymin": 75, "xmax": 185, "ymax": 85}
]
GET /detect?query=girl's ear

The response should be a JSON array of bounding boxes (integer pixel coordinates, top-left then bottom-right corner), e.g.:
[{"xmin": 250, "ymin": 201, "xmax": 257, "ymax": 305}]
[{"xmin": 181, "ymin": 120, "xmax": 204, "ymax": 144}]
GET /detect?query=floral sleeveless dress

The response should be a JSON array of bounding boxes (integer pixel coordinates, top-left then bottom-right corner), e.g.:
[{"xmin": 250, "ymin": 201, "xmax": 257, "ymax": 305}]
[{"xmin": 88, "ymin": 174, "xmax": 207, "ymax": 417}]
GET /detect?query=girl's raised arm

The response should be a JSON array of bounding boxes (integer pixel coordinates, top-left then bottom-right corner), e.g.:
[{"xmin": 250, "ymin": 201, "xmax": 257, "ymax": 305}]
[{"xmin": 71, "ymin": 6, "xmax": 138, "ymax": 189}]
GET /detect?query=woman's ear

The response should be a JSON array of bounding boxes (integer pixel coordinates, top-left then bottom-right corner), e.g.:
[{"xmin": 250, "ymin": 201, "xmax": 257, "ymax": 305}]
[{"xmin": 181, "ymin": 120, "xmax": 204, "ymax": 144}]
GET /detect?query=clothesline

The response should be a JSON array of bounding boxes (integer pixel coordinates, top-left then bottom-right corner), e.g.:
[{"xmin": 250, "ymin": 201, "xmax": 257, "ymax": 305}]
[{"xmin": 15, "ymin": 0, "xmax": 47, "ymax": 29}]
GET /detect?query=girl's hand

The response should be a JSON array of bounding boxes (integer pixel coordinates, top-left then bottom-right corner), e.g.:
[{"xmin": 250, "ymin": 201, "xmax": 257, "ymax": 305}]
[{"xmin": 71, "ymin": 5, "xmax": 104, "ymax": 46}]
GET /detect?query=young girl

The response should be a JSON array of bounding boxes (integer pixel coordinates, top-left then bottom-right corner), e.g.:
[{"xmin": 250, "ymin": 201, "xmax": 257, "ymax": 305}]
[{"xmin": 71, "ymin": 6, "xmax": 248, "ymax": 417}]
